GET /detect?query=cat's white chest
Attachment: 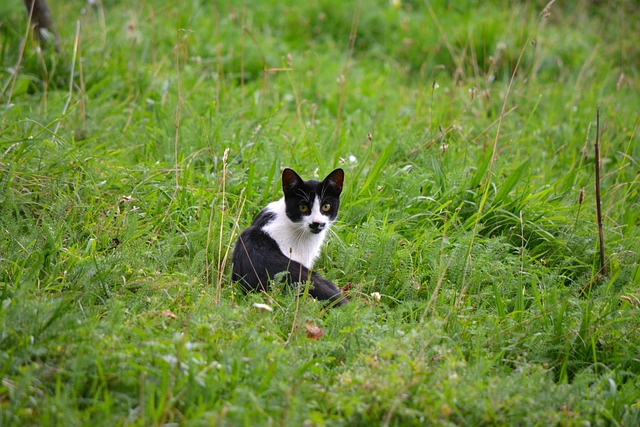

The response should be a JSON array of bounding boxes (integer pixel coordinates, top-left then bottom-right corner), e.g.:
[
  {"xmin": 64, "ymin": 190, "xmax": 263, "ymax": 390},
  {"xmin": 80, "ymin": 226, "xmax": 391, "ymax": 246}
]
[{"xmin": 262, "ymin": 199, "xmax": 327, "ymax": 269}]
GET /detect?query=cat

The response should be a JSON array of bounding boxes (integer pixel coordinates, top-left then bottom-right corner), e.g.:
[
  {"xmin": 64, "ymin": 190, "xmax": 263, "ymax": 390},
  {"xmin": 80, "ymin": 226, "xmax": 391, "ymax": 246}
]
[{"xmin": 231, "ymin": 167, "xmax": 348, "ymax": 306}]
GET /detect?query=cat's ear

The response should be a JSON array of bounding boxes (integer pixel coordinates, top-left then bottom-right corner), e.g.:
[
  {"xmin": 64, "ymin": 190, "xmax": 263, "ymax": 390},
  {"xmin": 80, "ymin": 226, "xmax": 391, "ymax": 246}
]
[
  {"xmin": 282, "ymin": 168, "xmax": 304, "ymax": 195},
  {"xmin": 323, "ymin": 168, "xmax": 344, "ymax": 195}
]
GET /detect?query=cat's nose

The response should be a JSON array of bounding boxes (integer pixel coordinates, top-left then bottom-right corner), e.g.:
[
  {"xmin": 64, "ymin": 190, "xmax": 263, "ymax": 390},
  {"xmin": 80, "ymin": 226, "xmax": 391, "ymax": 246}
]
[{"xmin": 309, "ymin": 222, "xmax": 326, "ymax": 233}]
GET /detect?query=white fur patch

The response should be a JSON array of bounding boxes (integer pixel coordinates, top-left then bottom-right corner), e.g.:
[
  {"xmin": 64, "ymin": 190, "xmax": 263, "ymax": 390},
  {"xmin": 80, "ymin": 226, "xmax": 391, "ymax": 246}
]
[
  {"xmin": 308, "ymin": 198, "xmax": 325, "ymax": 226},
  {"xmin": 261, "ymin": 197, "xmax": 330, "ymax": 269}
]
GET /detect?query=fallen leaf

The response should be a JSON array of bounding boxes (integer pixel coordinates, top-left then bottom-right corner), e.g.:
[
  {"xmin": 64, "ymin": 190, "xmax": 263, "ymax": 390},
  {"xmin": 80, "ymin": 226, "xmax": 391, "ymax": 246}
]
[{"xmin": 305, "ymin": 321, "xmax": 323, "ymax": 340}]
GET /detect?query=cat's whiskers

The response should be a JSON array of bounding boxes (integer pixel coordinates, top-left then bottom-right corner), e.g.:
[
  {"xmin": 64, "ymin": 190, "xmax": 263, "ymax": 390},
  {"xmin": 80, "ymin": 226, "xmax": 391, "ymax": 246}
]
[{"xmin": 326, "ymin": 226, "xmax": 339, "ymax": 241}]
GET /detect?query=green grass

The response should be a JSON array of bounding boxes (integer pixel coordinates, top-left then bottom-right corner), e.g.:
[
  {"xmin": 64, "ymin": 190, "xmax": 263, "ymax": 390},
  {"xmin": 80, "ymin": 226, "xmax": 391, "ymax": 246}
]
[{"xmin": 2, "ymin": 0, "xmax": 640, "ymax": 425}]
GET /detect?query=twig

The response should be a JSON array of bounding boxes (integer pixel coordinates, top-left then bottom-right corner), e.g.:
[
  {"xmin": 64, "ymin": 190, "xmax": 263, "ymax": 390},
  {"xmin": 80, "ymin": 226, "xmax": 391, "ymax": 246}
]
[{"xmin": 594, "ymin": 109, "xmax": 607, "ymax": 276}]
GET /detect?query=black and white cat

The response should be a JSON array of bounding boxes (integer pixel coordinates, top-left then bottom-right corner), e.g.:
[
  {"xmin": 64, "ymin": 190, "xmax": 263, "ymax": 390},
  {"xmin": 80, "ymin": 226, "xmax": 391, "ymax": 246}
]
[{"xmin": 232, "ymin": 168, "xmax": 348, "ymax": 306}]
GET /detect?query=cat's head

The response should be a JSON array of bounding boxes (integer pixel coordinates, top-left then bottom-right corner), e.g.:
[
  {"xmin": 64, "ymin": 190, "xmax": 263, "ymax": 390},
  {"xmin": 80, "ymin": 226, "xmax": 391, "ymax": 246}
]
[{"xmin": 281, "ymin": 168, "xmax": 344, "ymax": 234}]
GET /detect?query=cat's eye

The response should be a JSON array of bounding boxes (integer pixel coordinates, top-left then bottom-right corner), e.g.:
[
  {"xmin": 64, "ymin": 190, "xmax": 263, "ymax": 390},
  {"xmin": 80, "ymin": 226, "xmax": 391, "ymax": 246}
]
[
  {"xmin": 321, "ymin": 203, "xmax": 331, "ymax": 212},
  {"xmin": 299, "ymin": 204, "xmax": 309, "ymax": 213}
]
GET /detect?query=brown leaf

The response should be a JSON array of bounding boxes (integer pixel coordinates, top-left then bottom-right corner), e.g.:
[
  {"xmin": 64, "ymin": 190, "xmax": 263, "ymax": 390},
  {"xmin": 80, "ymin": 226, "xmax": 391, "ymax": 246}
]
[{"xmin": 304, "ymin": 321, "xmax": 323, "ymax": 340}]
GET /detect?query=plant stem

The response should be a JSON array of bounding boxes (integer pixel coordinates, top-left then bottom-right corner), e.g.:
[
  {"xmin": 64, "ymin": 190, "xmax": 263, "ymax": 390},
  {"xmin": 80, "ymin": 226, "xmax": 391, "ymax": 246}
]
[{"xmin": 595, "ymin": 109, "xmax": 607, "ymax": 276}]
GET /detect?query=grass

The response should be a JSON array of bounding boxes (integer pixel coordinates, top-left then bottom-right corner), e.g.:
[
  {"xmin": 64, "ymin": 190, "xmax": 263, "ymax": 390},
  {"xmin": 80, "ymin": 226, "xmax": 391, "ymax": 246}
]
[{"xmin": 1, "ymin": 0, "xmax": 640, "ymax": 425}]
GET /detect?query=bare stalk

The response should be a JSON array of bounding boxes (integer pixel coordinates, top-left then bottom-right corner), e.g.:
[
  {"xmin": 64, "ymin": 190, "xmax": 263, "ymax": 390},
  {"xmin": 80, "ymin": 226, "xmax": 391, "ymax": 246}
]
[
  {"xmin": 334, "ymin": 1, "xmax": 360, "ymax": 137},
  {"xmin": 160, "ymin": 27, "xmax": 186, "ymax": 228},
  {"xmin": 455, "ymin": 34, "xmax": 527, "ymax": 309},
  {"xmin": 594, "ymin": 109, "xmax": 607, "ymax": 276},
  {"xmin": 216, "ymin": 148, "xmax": 230, "ymax": 302},
  {"xmin": 53, "ymin": 21, "xmax": 81, "ymax": 138},
  {"xmin": 4, "ymin": 3, "xmax": 36, "ymax": 105}
]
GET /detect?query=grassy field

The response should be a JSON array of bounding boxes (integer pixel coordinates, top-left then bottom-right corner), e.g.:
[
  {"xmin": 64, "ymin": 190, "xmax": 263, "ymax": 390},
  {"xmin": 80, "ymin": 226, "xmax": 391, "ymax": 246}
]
[{"xmin": 1, "ymin": 0, "xmax": 639, "ymax": 425}]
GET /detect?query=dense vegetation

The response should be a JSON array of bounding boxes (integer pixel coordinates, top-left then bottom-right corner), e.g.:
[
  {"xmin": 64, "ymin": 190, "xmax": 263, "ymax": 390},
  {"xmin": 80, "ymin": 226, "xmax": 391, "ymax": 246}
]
[{"xmin": 1, "ymin": 0, "xmax": 639, "ymax": 425}]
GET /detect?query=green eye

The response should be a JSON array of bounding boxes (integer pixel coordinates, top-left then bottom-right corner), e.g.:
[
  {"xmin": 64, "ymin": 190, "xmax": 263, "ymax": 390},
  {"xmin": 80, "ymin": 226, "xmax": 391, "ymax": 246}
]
[
  {"xmin": 299, "ymin": 204, "xmax": 309, "ymax": 213},
  {"xmin": 321, "ymin": 203, "xmax": 331, "ymax": 212}
]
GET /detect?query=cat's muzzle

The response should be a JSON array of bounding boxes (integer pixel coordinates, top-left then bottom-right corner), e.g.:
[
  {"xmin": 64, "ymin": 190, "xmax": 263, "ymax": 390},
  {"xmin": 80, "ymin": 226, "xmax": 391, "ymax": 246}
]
[{"xmin": 309, "ymin": 222, "xmax": 326, "ymax": 234}]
